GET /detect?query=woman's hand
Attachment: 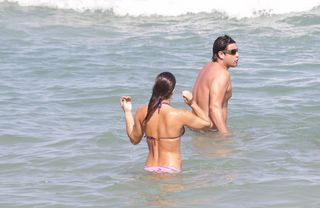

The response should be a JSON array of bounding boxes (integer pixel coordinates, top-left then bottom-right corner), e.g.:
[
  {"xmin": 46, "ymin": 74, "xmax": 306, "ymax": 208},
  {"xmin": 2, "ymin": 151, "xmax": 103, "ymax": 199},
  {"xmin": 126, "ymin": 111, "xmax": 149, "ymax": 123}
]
[
  {"xmin": 182, "ymin": 90, "xmax": 193, "ymax": 106},
  {"xmin": 120, "ymin": 96, "xmax": 132, "ymax": 112}
]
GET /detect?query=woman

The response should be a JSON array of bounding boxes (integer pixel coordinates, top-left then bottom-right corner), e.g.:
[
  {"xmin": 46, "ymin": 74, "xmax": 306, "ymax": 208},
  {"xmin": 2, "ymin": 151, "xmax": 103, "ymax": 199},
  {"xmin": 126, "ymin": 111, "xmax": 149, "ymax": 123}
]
[{"xmin": 120, "ymin": 72, "xmax": 211, "ymax": 173}]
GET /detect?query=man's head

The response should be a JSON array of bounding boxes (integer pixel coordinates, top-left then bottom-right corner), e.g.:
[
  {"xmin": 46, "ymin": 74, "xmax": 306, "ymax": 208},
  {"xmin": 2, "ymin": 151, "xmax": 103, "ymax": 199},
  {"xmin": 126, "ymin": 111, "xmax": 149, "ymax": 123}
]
[{"xmin": 212, "ymin": 35, "xmax": 239, "ymax": 67}]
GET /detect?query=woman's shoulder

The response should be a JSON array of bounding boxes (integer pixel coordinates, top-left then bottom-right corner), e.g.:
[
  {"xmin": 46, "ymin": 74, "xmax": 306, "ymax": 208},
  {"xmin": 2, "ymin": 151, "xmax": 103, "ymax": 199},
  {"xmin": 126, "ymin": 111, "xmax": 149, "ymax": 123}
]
[
  {"xmin": 134, "ymin": 105, "xmax": 148, "ymax": 122},
  {"xmin": 167, "ymin": 107, "xmax": 190, "ymax": 118},
  {"xmin": 136, "ymin": 105, "xmax": 148, "ymax": 114}
]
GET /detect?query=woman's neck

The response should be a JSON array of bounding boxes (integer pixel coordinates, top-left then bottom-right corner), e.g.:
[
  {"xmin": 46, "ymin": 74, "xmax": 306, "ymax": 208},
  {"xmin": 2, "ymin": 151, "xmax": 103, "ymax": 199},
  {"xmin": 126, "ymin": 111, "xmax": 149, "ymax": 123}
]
[{"xmin": 161, "ymin": 99, "xmax": 171, "ymax": 104}]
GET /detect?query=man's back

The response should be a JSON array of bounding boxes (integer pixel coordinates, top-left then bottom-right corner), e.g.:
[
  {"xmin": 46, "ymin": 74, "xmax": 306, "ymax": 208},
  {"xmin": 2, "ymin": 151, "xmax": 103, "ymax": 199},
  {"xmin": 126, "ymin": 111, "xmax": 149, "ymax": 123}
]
[
  {"xmin": 193, "ymin": 61, "xmax": 232, "ymax": 132},
  {"xmin": 193, "ymin": 62, "xmax": 215, "ymax": 116}
]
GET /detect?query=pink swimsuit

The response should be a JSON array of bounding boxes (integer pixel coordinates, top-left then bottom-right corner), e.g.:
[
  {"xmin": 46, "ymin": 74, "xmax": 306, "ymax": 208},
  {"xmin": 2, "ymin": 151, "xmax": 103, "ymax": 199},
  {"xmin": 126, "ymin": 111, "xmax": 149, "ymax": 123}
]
[{"xmin": 144, "ymin": 166, "xmax": 181, "ymax": 173}]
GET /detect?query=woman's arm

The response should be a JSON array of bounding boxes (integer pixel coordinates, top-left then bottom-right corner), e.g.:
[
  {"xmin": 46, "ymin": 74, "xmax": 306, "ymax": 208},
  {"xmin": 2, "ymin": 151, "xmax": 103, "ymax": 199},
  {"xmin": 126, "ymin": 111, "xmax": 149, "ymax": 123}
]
[
  {"xmin": 120, "ymin": 96, "xmax": 144, "ymax": 145},
  {"xmin": 180, "ymin": 91, "xmax": 212, "ymax": 129}
]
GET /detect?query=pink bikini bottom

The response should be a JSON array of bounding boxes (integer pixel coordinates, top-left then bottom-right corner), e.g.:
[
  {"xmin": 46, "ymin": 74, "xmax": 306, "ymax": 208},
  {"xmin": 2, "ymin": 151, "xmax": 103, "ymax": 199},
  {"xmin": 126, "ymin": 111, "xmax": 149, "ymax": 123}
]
[{"xmin": 144, "ymin": 166, "xmax": 181, "ymax": 173}]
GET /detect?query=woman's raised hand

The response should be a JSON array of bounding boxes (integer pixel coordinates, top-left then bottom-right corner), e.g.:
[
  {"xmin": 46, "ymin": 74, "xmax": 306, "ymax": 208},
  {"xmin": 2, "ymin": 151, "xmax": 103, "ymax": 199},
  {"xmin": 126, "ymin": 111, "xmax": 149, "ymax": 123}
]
[
  {"xmin": 120, "ymin": 96, "xmax": 132, "ymax": 112},
  {"xmin": 182, "ymin": 90, "xmax": 193, "ymax": 106}
]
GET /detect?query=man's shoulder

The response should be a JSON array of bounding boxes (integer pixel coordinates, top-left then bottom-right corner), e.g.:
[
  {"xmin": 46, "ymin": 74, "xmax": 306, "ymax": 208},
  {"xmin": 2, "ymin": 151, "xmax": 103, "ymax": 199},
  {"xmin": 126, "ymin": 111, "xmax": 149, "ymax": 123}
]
[{"xmin": 203, "ymin": 61, "xmax": 216, "ymax": 70}]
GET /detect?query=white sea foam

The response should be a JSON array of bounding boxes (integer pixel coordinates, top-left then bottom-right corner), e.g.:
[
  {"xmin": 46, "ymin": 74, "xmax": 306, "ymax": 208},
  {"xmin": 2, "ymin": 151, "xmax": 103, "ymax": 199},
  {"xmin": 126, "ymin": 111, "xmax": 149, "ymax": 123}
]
[{"xmin": 1, "ymin": 0, "xmax": 320, "ymax": 18}]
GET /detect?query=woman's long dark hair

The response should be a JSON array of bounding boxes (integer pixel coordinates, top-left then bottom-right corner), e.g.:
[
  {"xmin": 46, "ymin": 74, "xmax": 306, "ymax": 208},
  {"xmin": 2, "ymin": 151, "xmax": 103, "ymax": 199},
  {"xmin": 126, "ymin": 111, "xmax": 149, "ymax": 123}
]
[{"xmin": 143, "ymin": 72, "xmax": 176, "ymax": 125}]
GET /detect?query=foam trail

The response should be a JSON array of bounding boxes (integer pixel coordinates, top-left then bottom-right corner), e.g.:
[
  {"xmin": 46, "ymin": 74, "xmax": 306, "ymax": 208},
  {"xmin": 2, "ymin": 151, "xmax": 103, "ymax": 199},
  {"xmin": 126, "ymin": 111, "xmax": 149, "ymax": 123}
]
[{"xmin": 1, "ymin": 0, "xmax": 320, "ymax": 18}]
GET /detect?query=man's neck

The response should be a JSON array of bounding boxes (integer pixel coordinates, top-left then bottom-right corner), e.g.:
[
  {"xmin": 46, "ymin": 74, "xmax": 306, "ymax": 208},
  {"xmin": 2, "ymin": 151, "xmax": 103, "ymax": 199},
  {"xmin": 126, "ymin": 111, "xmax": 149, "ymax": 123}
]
[{"xmin": 215, "ymin": 60, "xmax": 229, "ymax": 70}]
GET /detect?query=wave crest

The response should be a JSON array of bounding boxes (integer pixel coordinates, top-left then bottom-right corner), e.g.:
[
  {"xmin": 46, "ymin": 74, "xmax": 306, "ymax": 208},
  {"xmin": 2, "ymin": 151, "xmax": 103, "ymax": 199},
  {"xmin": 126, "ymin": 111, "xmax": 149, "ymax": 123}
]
[{"xmin": 1, "ymin": 0, "xmax": 320, "ymax": 18}]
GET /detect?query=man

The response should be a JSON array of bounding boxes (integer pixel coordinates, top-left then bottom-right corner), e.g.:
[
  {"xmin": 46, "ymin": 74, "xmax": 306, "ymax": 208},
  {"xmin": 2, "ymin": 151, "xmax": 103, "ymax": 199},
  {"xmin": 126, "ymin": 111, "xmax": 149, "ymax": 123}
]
[{"xmin": 192, "ymin": 35, "xmax": 239, "ymax": 135}]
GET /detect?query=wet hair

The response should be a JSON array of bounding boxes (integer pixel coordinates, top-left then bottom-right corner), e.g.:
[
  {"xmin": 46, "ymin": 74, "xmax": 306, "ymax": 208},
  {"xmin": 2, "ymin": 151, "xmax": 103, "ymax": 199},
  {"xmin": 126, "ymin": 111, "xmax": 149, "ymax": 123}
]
[
  {"xmin": 212, "ymin": 35, "xmax": 236, "ymax": 62},
  {"xmin": 143, "ymin": 72, "xmax": 176, "ymax": 125}
]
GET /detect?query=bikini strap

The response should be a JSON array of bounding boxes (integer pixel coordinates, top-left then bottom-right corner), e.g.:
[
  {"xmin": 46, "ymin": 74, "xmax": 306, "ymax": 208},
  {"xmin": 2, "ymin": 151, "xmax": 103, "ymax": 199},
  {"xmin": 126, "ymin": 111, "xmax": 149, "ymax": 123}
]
[
  {"xmin": 157, "ymin": 101, "xmax": 170, "ymax": 113},
  {"xmin": 146, "ymin": 126, "xmax": 185, "ymax": 140}
]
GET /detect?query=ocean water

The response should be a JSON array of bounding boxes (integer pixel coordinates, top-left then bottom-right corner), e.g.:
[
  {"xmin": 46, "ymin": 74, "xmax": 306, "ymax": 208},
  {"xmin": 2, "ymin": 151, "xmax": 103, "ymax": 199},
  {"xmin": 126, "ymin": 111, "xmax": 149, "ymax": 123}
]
[{"xmin": 1, "ymin": 0, "xmax": 320, "ymax": 207}]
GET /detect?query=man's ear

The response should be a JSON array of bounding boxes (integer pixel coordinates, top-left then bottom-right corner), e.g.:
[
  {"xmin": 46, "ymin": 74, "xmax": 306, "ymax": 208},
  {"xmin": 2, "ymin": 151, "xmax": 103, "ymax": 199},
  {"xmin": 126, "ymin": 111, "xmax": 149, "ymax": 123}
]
[{"xmin": 218, "ymin": 51, "xmax": 225, "ymax": 60}]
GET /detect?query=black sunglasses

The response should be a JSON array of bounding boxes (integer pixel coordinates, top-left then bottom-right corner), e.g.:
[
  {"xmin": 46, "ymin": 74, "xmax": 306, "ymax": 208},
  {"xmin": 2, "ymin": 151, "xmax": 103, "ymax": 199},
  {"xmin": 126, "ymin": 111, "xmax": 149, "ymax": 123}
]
[{"xmin": 222, "ymin": 48, "xmax": 238, "ymax": 55}]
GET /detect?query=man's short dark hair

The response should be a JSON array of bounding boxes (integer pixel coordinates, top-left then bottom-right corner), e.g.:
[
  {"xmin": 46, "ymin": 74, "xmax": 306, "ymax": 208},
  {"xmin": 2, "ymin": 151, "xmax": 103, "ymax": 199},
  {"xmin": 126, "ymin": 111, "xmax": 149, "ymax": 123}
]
[{"xmin": 212, "ymin": 35, "xmax": 236, "ymax": 62}]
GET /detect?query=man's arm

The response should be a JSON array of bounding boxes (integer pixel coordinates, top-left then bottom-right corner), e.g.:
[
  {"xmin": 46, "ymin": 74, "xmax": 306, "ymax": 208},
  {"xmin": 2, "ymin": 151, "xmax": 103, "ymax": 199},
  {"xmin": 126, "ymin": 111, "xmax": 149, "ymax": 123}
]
[
  {"xmin": 223, "ymin": 102, "xmax": 228, "ymax": 123},
  {"xmin": 209, "ymin": 74, "xmax": 230, "ymax": 135}
]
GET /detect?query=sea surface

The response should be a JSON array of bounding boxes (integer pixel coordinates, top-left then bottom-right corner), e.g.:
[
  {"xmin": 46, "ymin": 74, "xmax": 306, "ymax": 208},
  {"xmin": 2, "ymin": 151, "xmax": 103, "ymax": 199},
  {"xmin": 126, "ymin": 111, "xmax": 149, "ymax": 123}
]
[{"xmin": 1, "ymin": 1, "xmax": 320, "ymax": 207}]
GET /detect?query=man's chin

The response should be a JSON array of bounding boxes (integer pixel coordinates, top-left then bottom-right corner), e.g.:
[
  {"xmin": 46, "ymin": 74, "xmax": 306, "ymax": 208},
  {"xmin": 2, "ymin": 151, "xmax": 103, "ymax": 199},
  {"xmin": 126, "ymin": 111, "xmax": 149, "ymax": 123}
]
[{"xmin": 232, "ymin": 60, "xmax": 239, "ymax": 67}]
